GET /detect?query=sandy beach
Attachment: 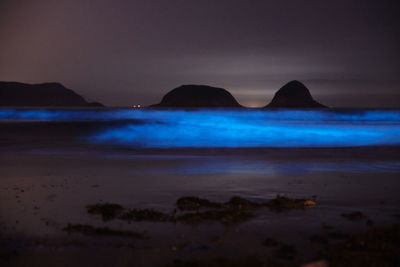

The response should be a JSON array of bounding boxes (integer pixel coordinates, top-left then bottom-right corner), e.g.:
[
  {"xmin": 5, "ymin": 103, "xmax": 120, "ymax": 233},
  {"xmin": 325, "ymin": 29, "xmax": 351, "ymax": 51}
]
[
  {"xmin": 1, "ymin": 109, "xmax": 400, "ymax": 266},
  {"xmin": 1, "ymin": 146, "xmax": 400, "ymax": 266}
]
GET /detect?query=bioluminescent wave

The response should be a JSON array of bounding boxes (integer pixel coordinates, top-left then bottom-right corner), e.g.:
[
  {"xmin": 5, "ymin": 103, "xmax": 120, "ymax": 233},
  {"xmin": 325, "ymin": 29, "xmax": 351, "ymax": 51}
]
[
  {"xmin": 1, "ymin": 109, "xmax": 400, "ymax": 148},
  {"xmin": 1, "ymin": 108, "xmax": 400, "ymax": 122}
]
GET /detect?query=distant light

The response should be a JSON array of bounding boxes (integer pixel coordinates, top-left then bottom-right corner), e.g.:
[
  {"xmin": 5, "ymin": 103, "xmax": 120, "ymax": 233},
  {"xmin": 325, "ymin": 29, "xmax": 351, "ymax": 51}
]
[
  {"xmin": 133, "ymin": 105, "xmax": 136, "ymax": 108},
  {"xmin": 138, "ymin": 104, "xmax": 141, "ymax": 108},
  {"xmin": 246, "ymin": 103, "xmax": 263, "ymax": 108}
]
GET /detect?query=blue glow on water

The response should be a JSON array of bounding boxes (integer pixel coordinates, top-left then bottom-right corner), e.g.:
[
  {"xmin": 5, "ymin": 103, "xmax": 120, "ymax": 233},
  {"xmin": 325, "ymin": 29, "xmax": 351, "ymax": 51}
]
[
  {"xmin": 1, "ymin": 109, "xmax": 400, "ymax": 148},
  {"xmin": 130, "ymin": 159, "xmax": 400, "ymax": 175}
]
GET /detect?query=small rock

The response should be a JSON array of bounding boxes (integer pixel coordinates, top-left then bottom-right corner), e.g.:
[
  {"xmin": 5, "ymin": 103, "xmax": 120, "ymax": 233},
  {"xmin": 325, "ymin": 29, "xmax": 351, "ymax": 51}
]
[{"xmin": 304, "ymin": 200, "xmax": 317, "ymax": 207}]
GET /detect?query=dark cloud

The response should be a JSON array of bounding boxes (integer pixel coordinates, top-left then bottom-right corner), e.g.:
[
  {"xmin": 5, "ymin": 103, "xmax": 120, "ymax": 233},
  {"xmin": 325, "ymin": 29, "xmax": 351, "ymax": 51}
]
[{"xmin": 0, "ymin": 0, "xmax": 399, "ymax": 107}]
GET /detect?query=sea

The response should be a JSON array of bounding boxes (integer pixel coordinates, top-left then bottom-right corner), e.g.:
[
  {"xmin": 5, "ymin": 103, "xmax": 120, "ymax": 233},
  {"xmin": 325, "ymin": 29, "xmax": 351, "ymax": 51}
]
[{"xmin": 1, "ymin": 108, "xmax": 400, "ymax": 148}]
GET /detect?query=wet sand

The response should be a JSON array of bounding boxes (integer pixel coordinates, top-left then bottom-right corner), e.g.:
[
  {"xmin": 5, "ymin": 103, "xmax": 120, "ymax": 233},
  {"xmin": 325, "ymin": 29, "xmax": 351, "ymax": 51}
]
[{"xmin": 1, "ymin": 145, "xmax": 400, "ymax": 266}]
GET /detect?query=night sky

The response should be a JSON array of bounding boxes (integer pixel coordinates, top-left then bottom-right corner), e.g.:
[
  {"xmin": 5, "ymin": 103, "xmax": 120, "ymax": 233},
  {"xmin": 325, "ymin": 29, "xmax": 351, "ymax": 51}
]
[{"xmin": 0, "ymin": 0, "xmax": 399, "ymax": 107}]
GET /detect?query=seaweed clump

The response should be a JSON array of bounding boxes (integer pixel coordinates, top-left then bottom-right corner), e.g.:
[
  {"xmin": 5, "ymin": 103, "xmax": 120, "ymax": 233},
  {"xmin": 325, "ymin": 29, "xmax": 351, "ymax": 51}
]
[
  {"xmin": 176, "ymin": 209, "xmax": 254, "ymax": 225},
  {"xmin": 225, "ymin": 196, "xmax": 263, "ymax": 209},
  {"xmin": 84, "ymin": 195, "xmax": 317, "ymax": 226},
  {"xmin": 86, "ymin": 203, "xmax": 124, "ymax": 221},
  {"xmin": 176, "ymin": 196, "xmax": 264, "ymax": 210},
  {"xmin": 63, "ymin": 224, "xmax": 146, "ymax": 238},
  {"xmin": 174, "ymin": 196, "xmax": 265, "ymax": 225},
  {"xmin": 176, "ymin": 196, "xmax": 222, "ymax": 211},
  {"xmin": 265, "ymin": 195, "xmax": 317, "ymax": 211},
  {"xmin": 119, "ymin": 208, "xmax": 172, "ymax": 222}
]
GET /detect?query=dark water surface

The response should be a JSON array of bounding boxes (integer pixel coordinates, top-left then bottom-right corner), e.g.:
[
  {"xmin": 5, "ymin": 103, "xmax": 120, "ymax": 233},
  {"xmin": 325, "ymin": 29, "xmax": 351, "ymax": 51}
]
[{"xmin": 1, "ymin": 108, "xmax": 400, "ymax": 148}]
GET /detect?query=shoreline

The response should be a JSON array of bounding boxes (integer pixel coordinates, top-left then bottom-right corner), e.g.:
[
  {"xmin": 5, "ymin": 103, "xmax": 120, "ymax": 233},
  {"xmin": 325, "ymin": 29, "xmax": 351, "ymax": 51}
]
[
  {"xmin": 1, "ymin": 146, "xmax": 400, "ymax": 266},
  {"xmin": 1, "ymin": 108, "xmax": 400, "ymax": 266}
]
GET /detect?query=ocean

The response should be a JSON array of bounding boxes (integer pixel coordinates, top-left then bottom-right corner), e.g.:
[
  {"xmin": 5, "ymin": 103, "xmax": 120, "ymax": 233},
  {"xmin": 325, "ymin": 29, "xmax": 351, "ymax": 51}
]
[{"xmin": 1, "ymin": 108, "xmax": 400, "ymax": 148}]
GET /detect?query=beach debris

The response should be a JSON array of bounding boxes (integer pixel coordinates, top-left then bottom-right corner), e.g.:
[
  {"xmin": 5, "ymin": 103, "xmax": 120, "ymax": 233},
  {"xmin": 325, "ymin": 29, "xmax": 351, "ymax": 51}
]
[
  {"xmin": 63, "ymin": 224, "xmax": 146, "ymax": 238},
  {"xmin": 225, "ymin": 196, "xmax": 263, "ymax": 209},
  {"xmin": 304, "ymin": 199, "xmax": 318, "ymax": 207},
  {"xmin": 177, "ymin": 195, "xmax": 317, "ymax": 212},
  {"xmin": 176, "ymin": 196, "xmax": 222, "ymax": 210},
  {"xmin": 86, "ymin": 203, "xmax": 124, "ymax": 221},
  {"xmin": 265, "ymin": 195, "xmax": 317, "ymax": 211},
  {"xmin": 119, "ymin": 208, "xmax": 172, "ymax": 222},
  {"xmin": 341, "ymin": 211, "xmax": 368, "ymax": 221},
  {"xmin": 84, "ymin": 195, "xmax": 317, "ymax": 225}
]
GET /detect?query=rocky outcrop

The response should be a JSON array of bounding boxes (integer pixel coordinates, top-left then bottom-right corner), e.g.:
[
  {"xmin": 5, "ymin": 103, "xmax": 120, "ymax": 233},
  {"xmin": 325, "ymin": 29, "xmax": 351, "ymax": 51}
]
[
  {"xmin": 151, "ymin": 85, "xmax": 242, "ymax": 108},
  {"xmin": 265, "ymin": 81, "xmax": 327, "ymax": 108},
  {"xmin": 0, "ymin": 81, "xmax": 104, "ymax": 107}
]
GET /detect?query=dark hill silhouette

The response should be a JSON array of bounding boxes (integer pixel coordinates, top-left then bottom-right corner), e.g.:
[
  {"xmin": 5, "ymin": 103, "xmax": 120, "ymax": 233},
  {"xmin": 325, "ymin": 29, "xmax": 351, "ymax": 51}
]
[
  {"xmin": 151, "ymin": 85, "xmax": 242, "ymax": 108},
  {"xmin": 265, "ymin": 80, "xmax": 327, "ymax": 108},
  {"xmin": 0, "ymin": 81, "xmax": 104, "ymax": 107}
]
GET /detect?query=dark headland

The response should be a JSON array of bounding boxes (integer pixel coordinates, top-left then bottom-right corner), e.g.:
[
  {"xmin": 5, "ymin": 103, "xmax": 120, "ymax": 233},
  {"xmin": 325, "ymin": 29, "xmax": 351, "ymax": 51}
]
[
  {"xmin": 0, "ymin": 81, "xmax": 104, "ymax": 107},
  {"xmin": 151, "ymin": 81, "xmax": 326, "ymax": 108},
  {"xmin": 264, "ymin": 80, "xmax": 327, "ymax": 108},
  {"xmin": 150, "ymin": 85, "xmax": 242, "ymax": 108},
  {"xmin": 0, "ymin": 80, "xmax": 326, "ymax": 108}
]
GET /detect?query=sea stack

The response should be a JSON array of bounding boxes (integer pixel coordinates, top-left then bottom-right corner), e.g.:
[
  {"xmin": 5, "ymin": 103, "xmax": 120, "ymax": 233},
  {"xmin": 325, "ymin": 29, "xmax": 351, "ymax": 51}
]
[
  {"xmin": 0, "ymin": 81, "xmax": 104, "ymax": 107},
  {"xmin": 151, "ymin": 85, "xmax": 242, "ymax": 108},
  {"xmin": 265, "ymin": 80, "xmax": 327, "ymax": 108}
]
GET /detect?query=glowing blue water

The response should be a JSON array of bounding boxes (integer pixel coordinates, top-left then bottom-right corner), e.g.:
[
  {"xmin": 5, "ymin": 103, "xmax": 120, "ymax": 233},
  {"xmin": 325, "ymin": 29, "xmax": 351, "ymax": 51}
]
[{"xmin": 1, "ymin": 109, "xmax": 400, "ymax": 148}]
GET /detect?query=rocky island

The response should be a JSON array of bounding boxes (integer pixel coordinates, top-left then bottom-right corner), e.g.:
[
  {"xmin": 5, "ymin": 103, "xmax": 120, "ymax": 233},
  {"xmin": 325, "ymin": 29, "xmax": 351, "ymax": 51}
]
[
  {"xmin": 150, "ymin": 85, "xmax": 242, "ymax": 108},
  {"xmin": 265, "ymin": 80, "xmax": 327, "ymax": 108},
  {"xmin": 0, "ymin": 81, "xmax": 104, "ymax": 107}
]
